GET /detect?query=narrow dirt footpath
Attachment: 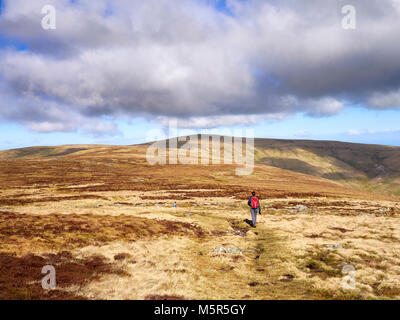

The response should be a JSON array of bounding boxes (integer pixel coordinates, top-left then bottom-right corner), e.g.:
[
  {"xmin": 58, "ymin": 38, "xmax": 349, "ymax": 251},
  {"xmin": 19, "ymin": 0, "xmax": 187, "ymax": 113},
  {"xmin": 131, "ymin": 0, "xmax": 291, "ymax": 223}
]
[{"xmin": 184, "ymin": 212, "xmax": 321, "ymax": 299}]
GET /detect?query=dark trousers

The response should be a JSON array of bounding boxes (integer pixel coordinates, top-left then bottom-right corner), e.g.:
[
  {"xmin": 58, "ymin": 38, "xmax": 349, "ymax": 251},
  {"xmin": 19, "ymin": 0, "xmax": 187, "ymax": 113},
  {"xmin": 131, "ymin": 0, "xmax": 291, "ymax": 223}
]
[{"xmin": 250, "ymin": 208, "xmax": 258, "ymax": 226}]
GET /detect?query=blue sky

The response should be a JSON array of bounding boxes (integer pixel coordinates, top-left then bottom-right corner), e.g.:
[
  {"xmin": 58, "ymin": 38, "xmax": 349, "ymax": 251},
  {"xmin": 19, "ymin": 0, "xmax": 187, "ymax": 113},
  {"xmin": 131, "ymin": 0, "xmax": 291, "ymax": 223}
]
[
  {"xmin": 1, "ymin": 107, "xmax": 399, "ymax": 150},
  {"xmin": 0, "ymin": 0, "xmax": 399, "ymax": 150}
]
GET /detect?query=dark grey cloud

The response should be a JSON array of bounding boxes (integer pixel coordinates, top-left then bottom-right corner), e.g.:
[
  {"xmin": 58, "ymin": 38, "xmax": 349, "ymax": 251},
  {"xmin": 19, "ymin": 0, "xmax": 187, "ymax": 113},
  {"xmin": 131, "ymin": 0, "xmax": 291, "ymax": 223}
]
[{"xmin": 0, "ymin": 0, "xmax": 399, "ymax": 132}]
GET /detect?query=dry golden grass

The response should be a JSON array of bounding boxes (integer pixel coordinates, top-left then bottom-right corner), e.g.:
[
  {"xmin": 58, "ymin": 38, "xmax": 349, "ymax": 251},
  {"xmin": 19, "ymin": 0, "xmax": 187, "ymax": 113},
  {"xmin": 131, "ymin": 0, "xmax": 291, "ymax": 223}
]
[{"xmin": 0, "ymin": 143, "xmax": 399, "ymax": 300}]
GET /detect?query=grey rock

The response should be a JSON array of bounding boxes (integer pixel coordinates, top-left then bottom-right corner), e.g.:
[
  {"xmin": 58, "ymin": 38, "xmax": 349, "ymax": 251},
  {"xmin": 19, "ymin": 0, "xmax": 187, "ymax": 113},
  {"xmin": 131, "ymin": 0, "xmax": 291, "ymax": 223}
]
[
  {"xmin": 295, "ymin": 205, "xmax": 308, "ymax": 211},
  {"xmin": 212, "ymin": 247, "xmax": 243, "ymax": 255},
  {"xmin": 326, "ymin": 244, "xmax": 343, "ymax": 249}
]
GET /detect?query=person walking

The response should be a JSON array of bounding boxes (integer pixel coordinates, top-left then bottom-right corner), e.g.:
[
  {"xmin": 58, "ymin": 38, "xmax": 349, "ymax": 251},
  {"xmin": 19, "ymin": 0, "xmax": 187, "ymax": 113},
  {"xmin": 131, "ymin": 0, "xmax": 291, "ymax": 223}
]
[{"xmin": 248, "ymin": 191, "xmax": 261, "ymax": 228}]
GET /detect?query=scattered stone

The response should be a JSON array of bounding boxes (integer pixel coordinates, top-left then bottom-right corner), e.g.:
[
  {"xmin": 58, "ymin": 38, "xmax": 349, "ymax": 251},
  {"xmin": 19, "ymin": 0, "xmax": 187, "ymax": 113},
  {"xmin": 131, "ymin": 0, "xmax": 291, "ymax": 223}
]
[
  {"xmin": 295, "ymin": 205, "xmax": 308, "ymax": 212},
  {"xmin": 326, "ymin": 244, "xmax": 343, "ymax": 249},
  {"xmin": 184, "ymin": 213, "xmax": 193, "ymax": 217},
  {"xmin": 212, "ymin": 247, "xmax": 243, "ymax": 255},
  {"xmin": 132, "ymin": 179, "xmax": 145, "ymax": 182},
  {"xmin": 231, "ymin": 226, "xmax": 248, "ymax": 237}
]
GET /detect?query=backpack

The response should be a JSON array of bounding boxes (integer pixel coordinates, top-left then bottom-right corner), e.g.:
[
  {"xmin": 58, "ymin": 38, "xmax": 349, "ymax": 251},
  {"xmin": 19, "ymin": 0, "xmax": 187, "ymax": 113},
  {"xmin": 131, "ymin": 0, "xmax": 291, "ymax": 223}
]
[{"xmin": 251, "ymin": 196, "xmax": 259, "ymax": 209}]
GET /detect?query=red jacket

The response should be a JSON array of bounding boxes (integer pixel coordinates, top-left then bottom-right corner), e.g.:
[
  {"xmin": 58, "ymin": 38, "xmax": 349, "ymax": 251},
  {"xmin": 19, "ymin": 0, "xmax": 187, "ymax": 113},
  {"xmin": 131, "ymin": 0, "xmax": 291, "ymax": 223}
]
[{"xmin": 248, "ymin": 196, "xmax": 260, "ymax": 209}]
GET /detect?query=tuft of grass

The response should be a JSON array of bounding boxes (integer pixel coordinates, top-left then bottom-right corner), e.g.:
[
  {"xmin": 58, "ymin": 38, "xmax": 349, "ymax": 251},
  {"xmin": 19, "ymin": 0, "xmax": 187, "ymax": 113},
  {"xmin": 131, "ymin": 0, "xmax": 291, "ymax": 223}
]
[{"xmin": 300, "ymin": 250, "xmax": 343, "ymax": 279}]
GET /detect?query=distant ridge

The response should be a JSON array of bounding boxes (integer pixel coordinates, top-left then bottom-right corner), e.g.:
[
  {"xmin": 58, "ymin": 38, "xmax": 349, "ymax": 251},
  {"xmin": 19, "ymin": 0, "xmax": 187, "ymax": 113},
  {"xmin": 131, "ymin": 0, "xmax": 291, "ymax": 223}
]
[{"xmin": 1, "ymin": 136, "xmax": 399, "ymax": 198}]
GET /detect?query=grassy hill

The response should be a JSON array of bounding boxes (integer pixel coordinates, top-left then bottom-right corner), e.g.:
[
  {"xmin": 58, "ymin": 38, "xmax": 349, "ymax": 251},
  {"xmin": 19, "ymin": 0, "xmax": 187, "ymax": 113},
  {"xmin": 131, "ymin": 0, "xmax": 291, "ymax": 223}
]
[
  {"xmin": 3, "ymin": 137, "xmax": 399, "ymax": 197},
  {"xmin": 0, "ymin": 138, "xmax": 399, "ymax": 299},
  {"xmin": 0, "ymin": 142, "xmax": 369, "ymax": 200},
  {"xmin": 253, "ymin": 138, "xmax": 400, "ymax": 197}
]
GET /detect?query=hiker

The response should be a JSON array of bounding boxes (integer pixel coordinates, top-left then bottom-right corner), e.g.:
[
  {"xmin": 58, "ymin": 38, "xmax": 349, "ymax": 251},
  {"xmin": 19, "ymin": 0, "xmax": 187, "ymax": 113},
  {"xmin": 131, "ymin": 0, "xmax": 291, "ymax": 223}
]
[{"xmin": 248, "ymin": 191, "xmax": 261, "ymax": 228}]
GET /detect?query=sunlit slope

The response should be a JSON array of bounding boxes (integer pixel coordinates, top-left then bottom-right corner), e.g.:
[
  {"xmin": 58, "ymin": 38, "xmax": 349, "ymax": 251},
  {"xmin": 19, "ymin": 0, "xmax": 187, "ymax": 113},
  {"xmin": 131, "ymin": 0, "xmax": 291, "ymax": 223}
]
[
  {"xmin": 1, "ymin": 140, "xmax": 400, "ymax": 299},
  {"xmin": 251, "ymin": 139, "xmax": 400, "ymax": 197},
  {"xmin": 0, "ymin": 140, "xmax": 392, "ymax": 201}
]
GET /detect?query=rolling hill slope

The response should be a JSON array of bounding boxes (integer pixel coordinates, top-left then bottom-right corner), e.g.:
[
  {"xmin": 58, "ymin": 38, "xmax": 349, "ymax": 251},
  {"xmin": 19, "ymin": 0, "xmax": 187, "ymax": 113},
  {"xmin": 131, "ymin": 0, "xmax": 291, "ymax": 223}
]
[
  {"xmin": 1, "ymin": 136, "xmax": 399, "ymax": 199},
  {"xmin": 0, "ymin": 138, "xmax": 400, "ymax": 300},
  {"xmin": 253, "ymin": 138, "xmax": 400, "ymax": 197}
]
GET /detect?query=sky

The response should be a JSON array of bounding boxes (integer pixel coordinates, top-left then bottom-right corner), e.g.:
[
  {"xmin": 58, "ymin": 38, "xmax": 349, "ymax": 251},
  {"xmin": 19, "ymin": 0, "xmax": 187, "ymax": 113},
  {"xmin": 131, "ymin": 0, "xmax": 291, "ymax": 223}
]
[{"xmin": 0, "ymin": 0, "xmax": 399, "ymax": 150}]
